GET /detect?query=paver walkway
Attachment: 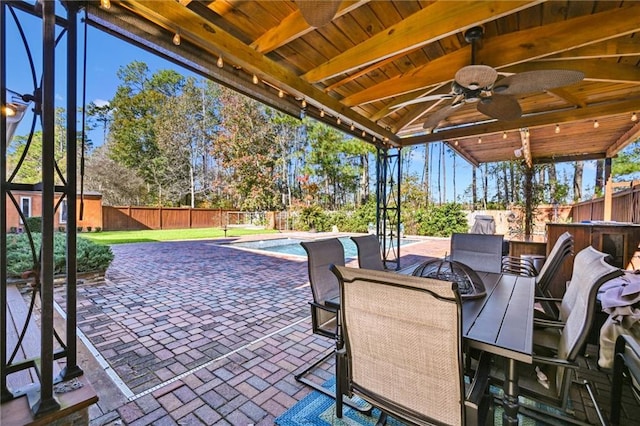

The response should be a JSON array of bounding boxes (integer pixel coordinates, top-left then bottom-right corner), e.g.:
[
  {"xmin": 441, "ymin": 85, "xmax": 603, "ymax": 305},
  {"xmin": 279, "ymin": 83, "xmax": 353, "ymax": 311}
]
[{"xmin": 49, "ymin": 233, "xmax": 639, "ymax": 425}]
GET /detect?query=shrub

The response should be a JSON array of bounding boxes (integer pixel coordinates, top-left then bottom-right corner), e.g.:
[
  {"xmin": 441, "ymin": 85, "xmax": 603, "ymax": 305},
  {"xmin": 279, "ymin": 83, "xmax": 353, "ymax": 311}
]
[
  {"xmin": 415, "ymin": 203, "xmax": 468, "ymax": 237},
  {"xmin": 295, "ymin": 205, "xmax": 330, "ymax": 231},
  {"xmin": 6, "ymin": 233, "xmax": 114, "ymax": 278},
  {"xmin": 94, "ymin": 227, "xmax": 102, "ymax": 232},
  {"xmin": 77, "ymin": 227, "xmax": 83, "ymax": 232},
  {"xmin": 24, "ymin": 216, "xmax": 42, "ymax": 233},
  {"xmin": 86, "ymin": 226, "xmax": 93, "ymax": 232}
]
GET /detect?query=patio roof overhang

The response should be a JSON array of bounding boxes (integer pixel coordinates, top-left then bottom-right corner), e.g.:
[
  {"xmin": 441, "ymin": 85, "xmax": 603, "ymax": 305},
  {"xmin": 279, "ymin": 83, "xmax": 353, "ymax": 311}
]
[{"xmin": 84, "ymin": 0, "xmax": 640, "ymax": 167}]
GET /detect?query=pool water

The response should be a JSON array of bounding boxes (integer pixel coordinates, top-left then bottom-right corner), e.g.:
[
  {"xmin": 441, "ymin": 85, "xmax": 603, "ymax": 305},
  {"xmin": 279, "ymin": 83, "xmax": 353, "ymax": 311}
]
[{"xmin": 227, "ymin": 236, "xmax": 419, "ymax": 258}]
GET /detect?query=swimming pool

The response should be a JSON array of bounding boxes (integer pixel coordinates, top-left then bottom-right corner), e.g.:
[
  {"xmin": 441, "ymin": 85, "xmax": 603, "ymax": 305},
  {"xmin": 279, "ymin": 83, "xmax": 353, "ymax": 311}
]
[{"xmin": 226, "ymin": 236, "xmax": 420, "ymax": 258}]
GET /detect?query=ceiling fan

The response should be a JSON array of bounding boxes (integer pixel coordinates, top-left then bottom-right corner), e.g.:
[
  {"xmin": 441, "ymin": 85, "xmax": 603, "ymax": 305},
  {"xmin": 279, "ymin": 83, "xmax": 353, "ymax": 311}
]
[
  {"xmin": 393, "ymin": 27, "xmax": 585, "ymax": 132},
  {"xmin": 296, "ymin": 1, "xmax": 341, "ymax": 27}
]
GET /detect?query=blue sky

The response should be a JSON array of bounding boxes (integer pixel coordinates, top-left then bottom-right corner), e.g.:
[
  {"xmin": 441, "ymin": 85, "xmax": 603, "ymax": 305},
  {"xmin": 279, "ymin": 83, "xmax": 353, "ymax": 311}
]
[{"xmin": 5, "ymin": 4, "xmax": 595, "ymax": 203}]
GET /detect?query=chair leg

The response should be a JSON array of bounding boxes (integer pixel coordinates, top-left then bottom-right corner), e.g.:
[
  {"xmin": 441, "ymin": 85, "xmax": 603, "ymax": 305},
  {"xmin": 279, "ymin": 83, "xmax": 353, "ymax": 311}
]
[{"xmin": 294, "ymin": 347, "xmax": 371, "ymax": 415}]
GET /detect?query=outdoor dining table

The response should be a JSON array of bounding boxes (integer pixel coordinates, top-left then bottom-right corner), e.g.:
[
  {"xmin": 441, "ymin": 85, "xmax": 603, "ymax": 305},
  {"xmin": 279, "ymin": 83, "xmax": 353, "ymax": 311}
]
[{"xmin": 328, "ymin": 265, "xmax": 535, "ymax": 426}]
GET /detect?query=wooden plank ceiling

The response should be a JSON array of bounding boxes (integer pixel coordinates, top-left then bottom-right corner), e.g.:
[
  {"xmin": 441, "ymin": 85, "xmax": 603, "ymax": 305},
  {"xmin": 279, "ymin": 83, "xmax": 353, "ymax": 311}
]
[{"xmin": 87, "ymin": 0, "xmax": 640, "ymax": 166}]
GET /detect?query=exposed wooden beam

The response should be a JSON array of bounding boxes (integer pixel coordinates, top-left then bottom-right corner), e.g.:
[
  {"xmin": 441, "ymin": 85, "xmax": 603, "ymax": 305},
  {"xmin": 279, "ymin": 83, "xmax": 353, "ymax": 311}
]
[
  {"xmin": 533, "ymin": 152, "xmax": 608, "ymax": 164},
  {"xmin": 536, "ymin": 38, "xmax": 640, "ymax": 60},
  {"xmin": 399, "ymin": 97, "xmax": 640, "ymax": 146},
  {"xmin": 343, "ymin": 5, "xmax": 640, "ymax": 106},
  {"xmin": 606, "ymin": 121, "xmax": 640, "ymax": 157},
  {"xmin": 303, "ymin": 1, "xmax": 542, "ymax": 83},
  {"xmin": 251, "ymin": 1, "xmax": 368, "ymax": 54},
  {"xmin": 86, "ymin": 4, "xmax": 303, "ymax": 118},
  {"xmin": 118, "ymin": 0, "xmax": 397, "ymax": 142},
  {"xmin": 545, "ymin": 87, "xmax": 587, "ymax": 109}
]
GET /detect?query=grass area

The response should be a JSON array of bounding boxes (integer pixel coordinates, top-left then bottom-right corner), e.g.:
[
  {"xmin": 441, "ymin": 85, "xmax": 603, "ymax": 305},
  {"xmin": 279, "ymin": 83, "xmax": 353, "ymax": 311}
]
[{"xmin": 78, "ymin": 227, "xmax": 279, "ymax": 245}]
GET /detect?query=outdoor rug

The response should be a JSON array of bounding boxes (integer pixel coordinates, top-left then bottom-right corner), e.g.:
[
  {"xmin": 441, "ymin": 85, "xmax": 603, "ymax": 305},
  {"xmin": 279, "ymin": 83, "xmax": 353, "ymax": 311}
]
[{"xmin": 276, "ymin": 378, "xmax": 564, "ymax": 426}]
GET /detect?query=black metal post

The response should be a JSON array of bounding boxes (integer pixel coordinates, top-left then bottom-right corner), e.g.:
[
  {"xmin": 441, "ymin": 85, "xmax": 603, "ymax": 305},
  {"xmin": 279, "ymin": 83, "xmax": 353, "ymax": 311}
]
[
  {"xmin": 34, "ymin": 0, "xmax": 61, "ymax": 416},
  {"xmin": 0, "ymin": 0, "xmax": 11, "ymax": 403},
  {"xmin": 61, "ymin": 0, "xmax": 82, "ymax": 381}
]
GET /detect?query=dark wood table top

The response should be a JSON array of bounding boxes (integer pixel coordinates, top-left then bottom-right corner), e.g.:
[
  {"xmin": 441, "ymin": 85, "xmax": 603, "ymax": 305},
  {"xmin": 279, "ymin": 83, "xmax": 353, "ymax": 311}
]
[{"xmin": 463, "ymin": 272, "xmax": 534, "ymax": 364}]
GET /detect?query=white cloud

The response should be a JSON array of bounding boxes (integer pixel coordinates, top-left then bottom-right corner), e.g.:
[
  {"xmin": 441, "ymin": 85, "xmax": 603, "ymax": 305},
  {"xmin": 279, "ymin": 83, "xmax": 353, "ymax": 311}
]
[{"xmin": 93, "ymin": 99, "xmax": 110, "ymax": 107}]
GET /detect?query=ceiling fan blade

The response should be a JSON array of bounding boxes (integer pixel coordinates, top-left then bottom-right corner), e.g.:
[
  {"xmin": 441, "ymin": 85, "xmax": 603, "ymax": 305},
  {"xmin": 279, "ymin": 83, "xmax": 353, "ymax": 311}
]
[
  {"xmin": 477, "ymin": 94, "xmax": 522, "ymax": 121},
  {"xmin": 493, "ymin": 70, "xmax": 585, "ymax": 95},
  {"xmin": 422, "ymin": 104, "xmax": 457, "ymax": 131},
  {"xmin": 391, "ymin": 94, "xmax": 453, "ymax": 110},
  {"xmin": 296, "ymin": 0, "xmax": 341, "ymax": 27},
  {"xmin": 455, "ymin": 65, "xmax": 497, "ymax": 90}
]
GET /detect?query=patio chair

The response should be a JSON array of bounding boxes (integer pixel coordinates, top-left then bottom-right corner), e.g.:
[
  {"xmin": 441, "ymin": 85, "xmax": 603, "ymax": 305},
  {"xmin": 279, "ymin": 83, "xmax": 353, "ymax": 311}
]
[
  {"xmin": 502, "ymin": 231, "xmax": 574, "ymax": 319},
  {"xmin": 331, "ymin": 265, "xmax": 493, "ymax": 425},
  {"xmin": 490, "ymin": 246, "xmax": 622, "ymax": 425},
  {"xmin": 296, "ymin": 239, "xmax": 370, "ymax": 413},
  {"xmin": 450, "ymin": 233, "xmax": 504, "ymax": 274},
  {"xmin": 350, "ymin": 234, "xmax": 385, "ymax": 270},
  {"xmin": 295, "ymin": 239, "xmax": 344, "ymax": 396},
  {"xmin": 610, "ymin": 334, "xmax": 640, "ymax": 426}
]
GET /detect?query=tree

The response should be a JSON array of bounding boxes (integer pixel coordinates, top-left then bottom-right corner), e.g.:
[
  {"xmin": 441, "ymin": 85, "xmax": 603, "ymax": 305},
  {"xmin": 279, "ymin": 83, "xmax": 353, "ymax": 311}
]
[
  {"xmin": 83, "ymin": 143, "xmax": 147, "ymax": 205},
  {"xmin": 212, "ymin": 87, "xmax": 282, "ymax": 210},
  {"xmin": 109, "ymin": 61, "xmax": 185, "ymax": 203},
  {"xmin": 612, "ymin": 139, "xmax": 640, "ymax": 180}
]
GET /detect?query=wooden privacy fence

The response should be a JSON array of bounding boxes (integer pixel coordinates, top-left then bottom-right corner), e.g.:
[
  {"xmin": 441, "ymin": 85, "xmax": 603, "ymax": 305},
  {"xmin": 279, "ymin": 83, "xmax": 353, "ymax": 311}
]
[
  {"xmin": 570, "ymin": 181, "xmax": 640, "ymax": 223},
  {"xmin": 102, "ymin": 206, "xmax": 288, "ymax": 231}
]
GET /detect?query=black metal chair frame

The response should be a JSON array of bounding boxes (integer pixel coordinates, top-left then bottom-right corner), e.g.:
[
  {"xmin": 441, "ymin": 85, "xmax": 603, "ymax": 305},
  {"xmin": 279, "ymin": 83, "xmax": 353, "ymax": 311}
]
[{"xmin": 611, "ymin": 334, "xmax": 640, "ymax": 426}]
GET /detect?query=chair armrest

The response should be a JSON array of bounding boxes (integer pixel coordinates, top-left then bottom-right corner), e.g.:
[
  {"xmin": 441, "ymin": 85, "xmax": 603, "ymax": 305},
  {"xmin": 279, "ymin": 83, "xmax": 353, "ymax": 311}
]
[
  {"xmin": 533, "ymin": 318, "xmax": 565, "ymax": 328},
  {"xmin": 534, "ymin": 296, "xmax": 562, "ymax": 303},
  {"xmin": 311, "ymin": 300, "xmax": 338, "ymax": 313},
  {"xmin": 532, "ymin": 355, "xmax": 580, "ymax": 369},
  {"xmin": 501, "ymin": 256, "xmax": 536, "ymax": 276}
]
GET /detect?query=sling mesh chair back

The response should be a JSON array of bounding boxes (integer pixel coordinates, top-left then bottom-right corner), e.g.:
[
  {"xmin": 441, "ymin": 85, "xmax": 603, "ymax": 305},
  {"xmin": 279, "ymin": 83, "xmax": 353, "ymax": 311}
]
[
  {"xmin": 450, "ymin": 233, "xmax": 504, "ymax": 273},
  {"xmin": 331, "ymin": 265, "xmax": 492, "ymax": 426},
  {"xmin": 350, "ymin": 234, "xmax": 385, "ymax": 271},
  {"xmin": 493, "ymin": 246, "xmax": 622, "ymax": 424},
  {"xmin": 295, "ymin": 239, "xmax": 344, "ymax": 393}
]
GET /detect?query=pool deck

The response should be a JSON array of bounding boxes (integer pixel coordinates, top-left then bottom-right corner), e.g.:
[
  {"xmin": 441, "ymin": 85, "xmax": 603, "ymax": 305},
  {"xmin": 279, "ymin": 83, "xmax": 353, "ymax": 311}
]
[{"xmin": 41, "ymin": 232, "xmax": 639, "ymax": 425}]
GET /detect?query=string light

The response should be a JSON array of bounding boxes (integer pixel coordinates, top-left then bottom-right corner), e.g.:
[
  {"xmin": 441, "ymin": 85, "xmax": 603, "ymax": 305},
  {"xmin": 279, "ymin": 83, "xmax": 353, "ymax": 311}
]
[
  {"xmin": 454, "ymin": 140, "xmax": 459, "ymax": 146},
  {"xmin": 362, "ymin": 130, "xmax": 366, "ymax": 137},
  {"xmin": 384, "ymin": 137, "xmax": 389, "ymax": 143},
  {"xmin": 217, "ymin": 56, "xmax": 224, "ymax": 68},
  {"xmin": 301, "ymin": 99, "xmax": 307, "ymax": 108},
  {"xmin": 100, "ymin": 0, "xmax": 111, "ymax": 9},
  {"xmin": 555, "ymin": 124, "xmax": 560, "ymax": 134},
  {"xmin": 278, "ymin": 90, "xmax": 284, "ymax": 98},
  {"xmin": 252, "ymin": 74, "xmax": 259, "ymax": 84},
  {"xmin": 336, "ymin": 117, "xmax": 341, "ymax": 125},
  {"xmin": 593, "ymin": 120, "xmax": 599, "ymax": 128},
  {"xmin": 478, "ymin": 137, "xmax": 482, "ymax": 144},
  {"xmin": 632, "ymin": 112, "xmax": 638, "ymax": 122},
  {"xmin": 372, "ymin": 136, "xmax": 376, "ymax": 142},
  {"xmin": 320, "ymin": 110, "xmax": 325, "ymax": 118},
  {"xmin": 350, "ymin": 123, "xmax": 355, "ymax": 131},
  {"xmin": 172, "ymin": 31, "xmax": 181, "ymax": 46},
  {"xmin": 502, "ymin": 131, "xmax": 507, "ymax": 140}
]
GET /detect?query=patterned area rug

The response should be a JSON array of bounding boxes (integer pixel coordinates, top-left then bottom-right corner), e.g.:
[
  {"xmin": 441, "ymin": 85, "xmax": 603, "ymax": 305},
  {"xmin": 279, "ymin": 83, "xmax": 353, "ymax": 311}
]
[{"xmin": 277, "ymin": 378, "xmax": 562, "ymax": 425}]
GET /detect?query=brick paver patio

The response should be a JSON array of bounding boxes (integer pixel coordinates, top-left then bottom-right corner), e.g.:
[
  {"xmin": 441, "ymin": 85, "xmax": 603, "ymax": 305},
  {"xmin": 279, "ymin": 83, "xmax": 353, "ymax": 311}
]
[{"xmin": 51, "ymin": 232, "xmax": 639, "ymax": 425}]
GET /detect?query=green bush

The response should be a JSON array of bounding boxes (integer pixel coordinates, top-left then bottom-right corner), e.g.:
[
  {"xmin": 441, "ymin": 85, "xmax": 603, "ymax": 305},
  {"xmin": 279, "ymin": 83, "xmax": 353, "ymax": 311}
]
[
  {"xmin": 24, "ymin": 216, "xmax": 42, "ymax": 233},
  {"xmin": 415, "ymin": 203, "xmax": 468, "ymax": 237},
  {"xmin": 6, "ymin": 233, "xmax": 114, "ymax": 278},
  {"xmin": 295, "ymin": 205, "xmax": 330, "ymax": 231}
]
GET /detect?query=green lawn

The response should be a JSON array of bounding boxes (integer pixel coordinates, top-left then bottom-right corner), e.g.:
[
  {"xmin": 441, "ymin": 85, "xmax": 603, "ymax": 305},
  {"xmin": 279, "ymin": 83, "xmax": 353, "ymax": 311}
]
[{"xmin": 78, "ymin": 227, "xmax": 279, "ymax": 245}]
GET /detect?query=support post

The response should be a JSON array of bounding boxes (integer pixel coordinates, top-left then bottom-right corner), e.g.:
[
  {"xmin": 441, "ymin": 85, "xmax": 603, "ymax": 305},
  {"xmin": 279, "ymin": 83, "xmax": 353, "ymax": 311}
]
[
  {"xmin": 603, "ymin": 157, "xmax": 613, "ymax": 221},
  {"xmin": 62, "ymin": 0, "xmax": 82, "ymax": 380},
  {"xmin": 375, "ymin": 146, "xmax": 401, "ymax": 270},
  {"xmin": 34, "ymin": 0, "xmax": 61, "ymax": 415}
]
